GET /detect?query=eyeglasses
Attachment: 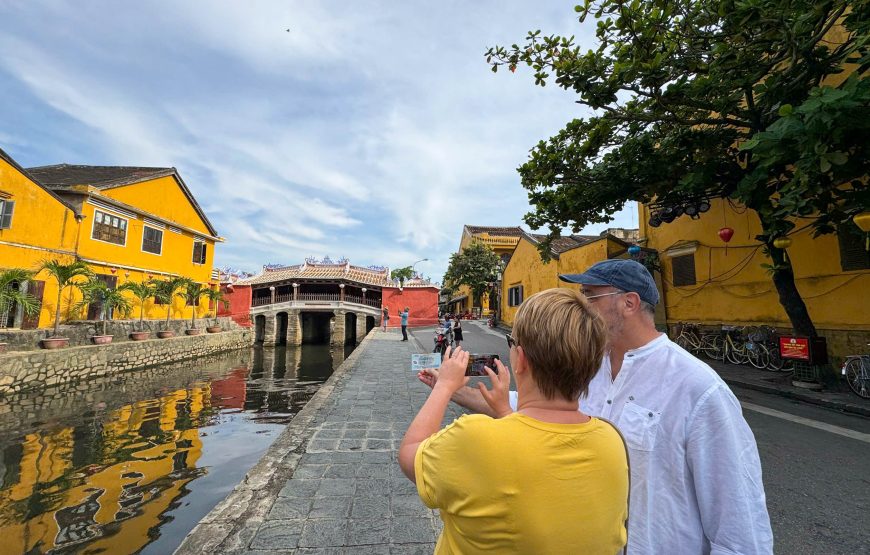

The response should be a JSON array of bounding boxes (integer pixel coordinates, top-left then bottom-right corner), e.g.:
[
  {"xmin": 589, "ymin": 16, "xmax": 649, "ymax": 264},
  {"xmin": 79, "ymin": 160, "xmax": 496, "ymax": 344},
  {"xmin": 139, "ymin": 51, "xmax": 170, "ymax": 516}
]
[
  {"xmin": 581, "ymin": 290, "xmax": 624, "ymax": 301},
  {"xmin": 506, "ymin": 333, "xmax": 517, "ymax": 349}
]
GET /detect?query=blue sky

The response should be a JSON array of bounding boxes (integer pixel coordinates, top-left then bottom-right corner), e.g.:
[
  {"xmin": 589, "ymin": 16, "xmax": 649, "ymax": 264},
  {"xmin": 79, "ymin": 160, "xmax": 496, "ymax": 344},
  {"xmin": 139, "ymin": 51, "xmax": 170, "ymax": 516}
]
[{"xmin": 0, "ymin": 1, "xmax": 637, "ymax": 281}]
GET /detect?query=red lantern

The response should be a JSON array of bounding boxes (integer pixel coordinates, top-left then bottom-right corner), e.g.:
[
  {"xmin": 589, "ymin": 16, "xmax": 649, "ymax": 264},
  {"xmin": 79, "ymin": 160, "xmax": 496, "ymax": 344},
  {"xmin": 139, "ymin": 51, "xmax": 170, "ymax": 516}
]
[
  {"xmin": 110, "ymin": 267, "xmax": 117, "ymax": 274},
  {"xmin": 718, "ymin": 227, "xmax": 734, "ymax": 243}
]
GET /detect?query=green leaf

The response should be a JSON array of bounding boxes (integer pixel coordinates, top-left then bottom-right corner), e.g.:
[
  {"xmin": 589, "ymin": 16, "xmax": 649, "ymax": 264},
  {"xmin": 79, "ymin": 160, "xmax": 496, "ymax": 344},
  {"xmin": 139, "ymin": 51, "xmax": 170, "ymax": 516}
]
[{"xmin": 778, "ymin": 104, "xmax": 793, "ymax": 117}]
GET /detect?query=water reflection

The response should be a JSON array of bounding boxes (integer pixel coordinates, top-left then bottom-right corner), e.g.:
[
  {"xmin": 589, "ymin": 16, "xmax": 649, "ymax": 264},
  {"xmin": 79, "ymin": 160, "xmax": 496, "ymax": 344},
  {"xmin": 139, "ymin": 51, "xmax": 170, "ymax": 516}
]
[{"xmin": 0, "ymin": 343, "xmax": 351, "ymax": 555}]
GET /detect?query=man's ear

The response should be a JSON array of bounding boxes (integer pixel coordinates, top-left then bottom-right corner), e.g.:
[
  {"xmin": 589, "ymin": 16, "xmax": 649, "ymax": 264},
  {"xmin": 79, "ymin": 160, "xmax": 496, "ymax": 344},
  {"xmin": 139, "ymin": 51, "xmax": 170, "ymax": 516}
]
[{"xmin": 623, "ymin": 291, "xmax": 642, "ymax": 314}]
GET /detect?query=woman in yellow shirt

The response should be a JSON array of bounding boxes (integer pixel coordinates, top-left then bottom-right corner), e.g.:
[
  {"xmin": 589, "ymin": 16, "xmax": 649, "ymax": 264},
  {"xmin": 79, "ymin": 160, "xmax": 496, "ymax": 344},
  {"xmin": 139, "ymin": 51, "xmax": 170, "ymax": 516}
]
[{"xmin": 399, "ymin": 288, "xmax": 629, "ymax": 554}]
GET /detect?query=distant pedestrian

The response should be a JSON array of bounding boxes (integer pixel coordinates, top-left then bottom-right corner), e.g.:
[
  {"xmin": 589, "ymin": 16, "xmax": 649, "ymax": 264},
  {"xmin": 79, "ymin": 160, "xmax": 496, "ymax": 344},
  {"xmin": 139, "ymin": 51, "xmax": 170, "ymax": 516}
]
[
  {"xmin": 399, "ymin": 307, "xmax": 410, "ymax": 341},
  {"xmin": 452, "ymin": 316, "xmax": 463, "ymax": 346},
  {"xmin": 382, "ymin": 306, "xmax": 390, "ymax": 331}
]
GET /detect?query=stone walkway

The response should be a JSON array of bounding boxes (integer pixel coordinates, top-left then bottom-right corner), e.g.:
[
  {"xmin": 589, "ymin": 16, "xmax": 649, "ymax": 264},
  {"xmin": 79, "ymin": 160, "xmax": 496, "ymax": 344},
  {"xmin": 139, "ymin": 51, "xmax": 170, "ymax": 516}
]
[{"xmin": 176, "ymin": 330, "xmax": 466, "ymax": 554}]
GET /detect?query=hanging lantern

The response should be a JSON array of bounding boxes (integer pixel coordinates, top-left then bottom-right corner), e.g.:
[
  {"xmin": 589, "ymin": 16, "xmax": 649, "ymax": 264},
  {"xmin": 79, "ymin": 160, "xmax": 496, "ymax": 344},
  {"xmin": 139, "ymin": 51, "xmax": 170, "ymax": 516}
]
[
  {"xmin": 718, "ymin": 227, "xmax": 734, "ymax": 256},
  {"xmin": 628, "ymin": 245, "xmax": 641, "ymax": 256},
  {"xmin": 854, "ymin": 212, "xmax": 870, "ymax": 251},
  {"xmin": 773, "ymin": 236, "xmax": 793, "ymax": 263}
]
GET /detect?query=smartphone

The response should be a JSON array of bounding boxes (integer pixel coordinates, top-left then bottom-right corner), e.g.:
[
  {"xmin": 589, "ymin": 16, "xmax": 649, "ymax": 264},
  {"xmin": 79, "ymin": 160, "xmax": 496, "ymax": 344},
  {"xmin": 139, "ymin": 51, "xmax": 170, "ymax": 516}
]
[{"xmin": 466, "ymin": 354, "xmax": 499, "ymax": 377}]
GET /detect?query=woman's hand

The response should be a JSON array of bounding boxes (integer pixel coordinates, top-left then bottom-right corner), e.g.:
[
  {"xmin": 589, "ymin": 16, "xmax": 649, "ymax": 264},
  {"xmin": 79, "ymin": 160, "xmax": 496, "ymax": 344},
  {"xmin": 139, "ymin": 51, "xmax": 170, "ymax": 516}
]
[
  {"xmin": 477, "ymin": 357, "xmax": 513, "ymax": 418},
  {"xmin": 433, "ymin": 346, "xmax": 469, "ymax": 395}
]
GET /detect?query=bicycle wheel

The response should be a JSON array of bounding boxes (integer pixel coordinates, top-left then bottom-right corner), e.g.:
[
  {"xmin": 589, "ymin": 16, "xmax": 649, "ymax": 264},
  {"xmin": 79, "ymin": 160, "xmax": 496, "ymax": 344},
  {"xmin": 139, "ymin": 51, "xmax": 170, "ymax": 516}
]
[
  {"xmin": 766, "ymin": 343, "xmax": 786, "ymax": 371},
  {"xmin": 702, "ymin": 334, "xmax": 724, "ymax": 360},
  {"xmin": 725, "ymin": 341, "xmax": 749, "ymax": 365},
  {"xmin": 746, "ymin": 342, "xmax": 770, "ymax": 369},
  {"xmin": 844, "ymin": 358, "xmax": 870, "ymax": 399}
]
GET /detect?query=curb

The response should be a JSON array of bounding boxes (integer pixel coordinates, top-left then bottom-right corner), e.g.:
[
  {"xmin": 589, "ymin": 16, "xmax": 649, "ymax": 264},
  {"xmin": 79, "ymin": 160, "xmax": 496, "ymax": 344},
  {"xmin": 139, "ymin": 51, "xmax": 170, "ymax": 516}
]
[{"xmin": 720, "ymin": 375, "xmax": 870, "ymax": 418}]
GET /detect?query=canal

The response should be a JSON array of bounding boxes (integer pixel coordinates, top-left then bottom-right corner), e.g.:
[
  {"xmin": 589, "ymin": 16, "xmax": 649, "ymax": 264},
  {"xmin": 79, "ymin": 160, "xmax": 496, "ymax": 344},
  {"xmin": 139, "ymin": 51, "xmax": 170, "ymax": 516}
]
[{"xmin": 0, "ymin": 343, "xmax": 354, "ymax": 554}]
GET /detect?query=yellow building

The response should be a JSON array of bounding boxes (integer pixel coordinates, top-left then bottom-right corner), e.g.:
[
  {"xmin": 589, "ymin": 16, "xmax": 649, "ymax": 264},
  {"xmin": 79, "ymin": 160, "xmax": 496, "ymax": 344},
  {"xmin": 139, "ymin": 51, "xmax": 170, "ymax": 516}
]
[
  {"xmin": 446, "ymin": 225, "xmax": 523, "ymax": 316},
  {"xmin": 499, "ymin": 231, "xmax": 660, "ymax": 326},
  {"xmin": 0, "ymin": 147, "xmax": 222, "ymax": 329},
  {"xmin": 640, "ymin": 198, "xmax": 870, "ymax": 362}
]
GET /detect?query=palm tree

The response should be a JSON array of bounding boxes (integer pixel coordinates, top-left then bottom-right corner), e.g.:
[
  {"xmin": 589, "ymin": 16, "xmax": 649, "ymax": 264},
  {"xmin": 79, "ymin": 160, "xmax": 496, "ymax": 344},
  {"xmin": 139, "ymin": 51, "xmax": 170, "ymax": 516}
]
[
  {"xmin": 201, "ymin": 287, "xmax": 229, "ymax": 326},
  {"xmin": 118, "ymin": 281, "xmax": 155, "ymax": 331},
  {"xmin": 0, "ymin": 268, "xmax": 41, "ymax": 326},
  {"xmin": 74, "ymin": 279, "xmax": 134, "ymax": 336},
  {"xmin": 151, "ymin": 276, "xmax": 190, "ymax": 330},
  {"xmin": 40, "ymin": 259, "xmax": 93, "ymax": 338},
  {"xmin": 183, "ymin": 281, "xmax": 209, "ymax": 330}
]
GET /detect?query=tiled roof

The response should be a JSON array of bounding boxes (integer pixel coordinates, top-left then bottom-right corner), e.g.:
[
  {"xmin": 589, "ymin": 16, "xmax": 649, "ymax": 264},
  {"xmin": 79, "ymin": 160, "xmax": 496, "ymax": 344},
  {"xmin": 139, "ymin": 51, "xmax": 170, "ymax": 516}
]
[
  {"xmin": 238, "ymin": 263, "xmax": 435, "ymax": 288},
  {"xmin": 0, "ymin": 147, "xmax": 79, "ymax": 213},
  {"xmin": 26, "ymin": 163, "xmax": 219, "ymax": 237},
  {"xmin": 464, "ymin": 225, "xmax": 525, "ymax": 237},
  {"xmin": 26, "ymin": 164, "xmax": 175, "ymax": 190},
  {"xmin": 525, "ymin": 232, "xmax": 600, "ymax": 255}
]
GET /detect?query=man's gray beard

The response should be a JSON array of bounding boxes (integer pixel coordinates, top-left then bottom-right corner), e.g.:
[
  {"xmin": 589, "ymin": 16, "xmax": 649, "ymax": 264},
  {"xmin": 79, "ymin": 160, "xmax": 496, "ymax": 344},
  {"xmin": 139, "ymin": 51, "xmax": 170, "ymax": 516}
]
[{"xmin": 606, "ymin": 312, "xmax": 625, "ymax": 349}]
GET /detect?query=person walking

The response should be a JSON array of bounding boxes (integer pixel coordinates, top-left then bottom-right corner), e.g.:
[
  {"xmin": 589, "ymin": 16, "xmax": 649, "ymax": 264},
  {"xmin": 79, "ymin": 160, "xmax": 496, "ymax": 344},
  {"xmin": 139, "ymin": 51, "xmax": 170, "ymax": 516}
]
[
  {"xmin": 382, "ymin": 305, "xmax": 390, "ymax": 332},
  {"xmin": 400, "ymin": 289, "xmax": 629, "ymax": 554},
  {"xmin": 417, "ymin": 259, "xmax": 773, "ymax": 555},
  {"xmin": 399, "ymin": 307, "xmax": 410, "ymax": 341}
]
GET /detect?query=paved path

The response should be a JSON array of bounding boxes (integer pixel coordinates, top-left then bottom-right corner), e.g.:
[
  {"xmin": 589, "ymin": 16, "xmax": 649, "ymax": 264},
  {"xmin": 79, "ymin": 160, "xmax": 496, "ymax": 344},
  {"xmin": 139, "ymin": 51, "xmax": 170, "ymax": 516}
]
[{"xmin": 176, "ymin": 330, "xmax": 464, "ymax": 554}]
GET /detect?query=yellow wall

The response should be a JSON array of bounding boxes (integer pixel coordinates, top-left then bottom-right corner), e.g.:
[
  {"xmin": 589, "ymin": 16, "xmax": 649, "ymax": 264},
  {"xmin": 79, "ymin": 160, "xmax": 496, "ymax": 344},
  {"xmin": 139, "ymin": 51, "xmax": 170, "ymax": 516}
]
[
  {"xmin": 0, "ymin": 157, "xmax": 80, "ymax": 328},
  {"xmin": 1, "ymin": 157, "xmax": 218, "ymax": 329},
  {"xmin": 500, "ymin": 237, "xmax": 614, "ymax": 325},
  {"xmin": 640, "ymin": 199, "xmax": 870, "ymax": 358}
]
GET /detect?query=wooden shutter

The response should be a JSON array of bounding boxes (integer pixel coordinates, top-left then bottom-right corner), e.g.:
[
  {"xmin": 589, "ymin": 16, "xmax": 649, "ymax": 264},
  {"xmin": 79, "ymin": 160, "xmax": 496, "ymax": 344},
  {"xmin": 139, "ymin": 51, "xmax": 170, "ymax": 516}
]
[
  {"xmin": 672, "ymin": 254, "xmax": 697, "ymax": 286},
  {"xmin": 20, "ymin": 280, "xmax": 44, "ymax": 329},
  {"xmin": 838, "ymin": 225, "xmax": 870, "ymax": 271},
  {"xmin": 0, "ymin": 200, "xmax": 14, "ymax": 229}
]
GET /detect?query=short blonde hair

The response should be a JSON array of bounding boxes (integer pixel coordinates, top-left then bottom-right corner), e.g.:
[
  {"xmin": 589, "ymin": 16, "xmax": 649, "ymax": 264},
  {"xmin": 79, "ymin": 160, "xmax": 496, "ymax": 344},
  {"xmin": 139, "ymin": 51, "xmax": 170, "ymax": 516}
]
[{"xmin": 513, "ymin": 288, "xmax": 606, "ymax": 400}]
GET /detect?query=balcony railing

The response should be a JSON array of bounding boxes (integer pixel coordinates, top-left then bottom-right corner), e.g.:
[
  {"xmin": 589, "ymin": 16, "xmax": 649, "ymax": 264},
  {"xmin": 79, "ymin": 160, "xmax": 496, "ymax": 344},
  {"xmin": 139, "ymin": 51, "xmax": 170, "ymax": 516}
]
[{"xmin": 251, "ymin": 293, "xmax": 382, "ymax": 309}]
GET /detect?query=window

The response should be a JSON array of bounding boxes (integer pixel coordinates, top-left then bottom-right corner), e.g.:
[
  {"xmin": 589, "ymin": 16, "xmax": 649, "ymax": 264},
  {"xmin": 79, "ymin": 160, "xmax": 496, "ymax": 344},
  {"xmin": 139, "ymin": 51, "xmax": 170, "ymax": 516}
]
[
  {"xmin": 508, "ymin": 285, "xmax": 524, "ymax": 307},
  {"xmin": 0, "ymin": 199, "xmax": 14, "ymax": 229},
  {"xmin": 671, "ymin": 254, "xmax": 697, "ymax": 286},
  {"xmin": 92, "ymin": 210, "xmax": 127, "ymax": 245},
  {"xmin": 142, "ymin": 226, "xmax": 163, "ymax": 255},
  {"xmin": 838, "ymin": 225, "xmax": 870, "ymax": 271},
  {"xmin": 192, "ymin": 241, "xmax": 207, "ymax": 264}
]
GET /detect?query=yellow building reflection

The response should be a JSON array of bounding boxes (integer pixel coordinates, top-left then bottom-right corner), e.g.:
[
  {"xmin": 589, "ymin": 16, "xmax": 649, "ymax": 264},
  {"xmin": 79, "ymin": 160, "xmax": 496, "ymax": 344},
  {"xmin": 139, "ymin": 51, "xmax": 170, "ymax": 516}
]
[{"xmin": 0, "ymin": 384, "xmax": 212, "ymax": 554}]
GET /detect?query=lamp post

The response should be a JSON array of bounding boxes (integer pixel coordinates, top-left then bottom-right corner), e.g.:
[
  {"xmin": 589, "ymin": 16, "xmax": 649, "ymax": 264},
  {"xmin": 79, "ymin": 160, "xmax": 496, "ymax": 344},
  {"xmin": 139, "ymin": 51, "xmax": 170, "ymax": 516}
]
[{"xmin": 411, "ymin": 258, "xmax": 429, "ymax": 276}]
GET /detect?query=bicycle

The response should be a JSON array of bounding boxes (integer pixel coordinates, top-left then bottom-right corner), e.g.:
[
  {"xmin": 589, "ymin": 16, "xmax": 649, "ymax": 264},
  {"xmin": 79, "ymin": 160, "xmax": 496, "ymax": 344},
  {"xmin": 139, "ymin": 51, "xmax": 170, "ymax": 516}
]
[
  {"xmin": 674, "ymin": 322, "xmax": 723, "ymax": 360},
  {"xmin": 842, "ymin": 349, "xmax": 870, "ymax": 399},
  {"xmin": 721, "ymin": 326, "xmax": 749, "ymax": 365}
]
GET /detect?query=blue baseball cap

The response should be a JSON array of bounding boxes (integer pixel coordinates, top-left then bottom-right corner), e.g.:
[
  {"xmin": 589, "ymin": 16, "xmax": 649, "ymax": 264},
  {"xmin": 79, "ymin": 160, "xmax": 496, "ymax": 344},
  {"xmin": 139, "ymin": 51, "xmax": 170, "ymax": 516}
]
[{"xmin": 559, "ymin": 259, "xmax": 659, "ymax": 306}]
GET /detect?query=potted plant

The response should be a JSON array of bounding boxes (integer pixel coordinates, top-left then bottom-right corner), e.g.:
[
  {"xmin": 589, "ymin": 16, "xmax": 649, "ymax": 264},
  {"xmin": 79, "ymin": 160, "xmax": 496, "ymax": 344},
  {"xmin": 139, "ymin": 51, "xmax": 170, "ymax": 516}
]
[
  {"xmin": 119, "ymin": 280, "xmax": 155, "ymax": 340},
  {"xmin": 39, "ymin": 259, "xmax": 92, "ymax": 349},
  {"xmin": 182, "ymin": 280, "xmax": 216, "ymax": 335},
  {"xmin": 0, "ymin": 268, "xmax": 41, "ymax": 353},
  {"xmin": 201, "ymin": 287, "xmax": 229, "ymax": 333},
  {"xmin": 75, "ymin": 278, "xmax": 133, "ymax": 344},
  {"xmin": 151, "ymin": 276, "xmax": 190, "ymax": 338}
]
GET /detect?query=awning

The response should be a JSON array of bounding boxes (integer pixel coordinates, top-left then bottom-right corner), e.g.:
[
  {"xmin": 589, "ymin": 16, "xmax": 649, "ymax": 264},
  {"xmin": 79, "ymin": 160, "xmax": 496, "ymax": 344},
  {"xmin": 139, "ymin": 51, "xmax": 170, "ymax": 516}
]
[{"xmin": 447, "ymin": 294, "xmax": 468, "ymax": 304}]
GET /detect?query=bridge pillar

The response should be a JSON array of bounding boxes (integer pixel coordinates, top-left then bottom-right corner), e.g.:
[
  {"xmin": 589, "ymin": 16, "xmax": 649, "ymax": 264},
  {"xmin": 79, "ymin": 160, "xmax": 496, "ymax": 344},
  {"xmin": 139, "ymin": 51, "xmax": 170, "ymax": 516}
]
[
  {"xmin": 287, "ymin": 309, "xmax": 302, "ymax": 346},
  {"xmin": 262, "ymin": 311, "xmax": 277, "ymax": 346},
  {"xmin": 356, "ymin": 313, "xmax": 367, "ymax": 343},
  {"xmin": 331, "ymin": 310, "xmax": 346, "ymax": 347}
]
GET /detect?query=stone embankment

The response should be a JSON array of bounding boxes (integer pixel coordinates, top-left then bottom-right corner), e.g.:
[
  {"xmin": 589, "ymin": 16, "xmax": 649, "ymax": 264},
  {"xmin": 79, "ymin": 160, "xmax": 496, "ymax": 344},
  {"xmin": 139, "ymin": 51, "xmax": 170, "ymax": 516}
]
[{"xmin": 0, "ymin": 328, "xmax": 251, "ymax": 395}]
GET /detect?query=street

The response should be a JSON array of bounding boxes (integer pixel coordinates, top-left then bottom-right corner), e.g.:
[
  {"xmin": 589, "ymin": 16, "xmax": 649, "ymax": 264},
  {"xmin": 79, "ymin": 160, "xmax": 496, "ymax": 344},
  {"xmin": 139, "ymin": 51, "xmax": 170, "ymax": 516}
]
[{"xmin": 411, "ymin": 320, "xmax": 870, "ymax": 555}]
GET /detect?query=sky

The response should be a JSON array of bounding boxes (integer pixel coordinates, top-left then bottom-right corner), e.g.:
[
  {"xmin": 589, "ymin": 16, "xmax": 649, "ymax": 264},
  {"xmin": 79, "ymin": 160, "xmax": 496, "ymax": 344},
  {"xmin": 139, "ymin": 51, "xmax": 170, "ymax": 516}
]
[{"xmin": 0, "ymin": 0, "xmax": 638, "ymax": 282}]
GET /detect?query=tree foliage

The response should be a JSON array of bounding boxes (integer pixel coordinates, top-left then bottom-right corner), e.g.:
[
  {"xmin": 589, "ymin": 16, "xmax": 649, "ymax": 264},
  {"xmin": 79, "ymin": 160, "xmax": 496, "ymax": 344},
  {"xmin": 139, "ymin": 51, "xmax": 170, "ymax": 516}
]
[
  {"xmin": 390, "ymin": 266, "xmax": 415, "ymax": 285},
  {"xmin": 486, "ymin": 0, "xmax": 870, "ymax": 336},
  {"xmin": 0, "ymin": 268, "xmax": 41, "ymax": 321},
  {"xmin": 443, "ymin": 241, "xmax": 502, "ymax": 306},
  {"xmin": 119, "ymin": 280, "xmax": 155, "ymax": 331},
  {"xmin": 40, "ymin": 259, "xmax": 93, "ymax": 337}
]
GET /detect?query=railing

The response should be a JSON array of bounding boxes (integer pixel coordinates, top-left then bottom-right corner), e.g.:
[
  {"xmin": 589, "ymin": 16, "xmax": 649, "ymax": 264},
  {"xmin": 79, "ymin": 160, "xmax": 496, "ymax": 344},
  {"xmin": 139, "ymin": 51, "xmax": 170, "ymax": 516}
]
[{"xmin": 251, "ymin": 292, "xmax": 382, "ymax": 309}]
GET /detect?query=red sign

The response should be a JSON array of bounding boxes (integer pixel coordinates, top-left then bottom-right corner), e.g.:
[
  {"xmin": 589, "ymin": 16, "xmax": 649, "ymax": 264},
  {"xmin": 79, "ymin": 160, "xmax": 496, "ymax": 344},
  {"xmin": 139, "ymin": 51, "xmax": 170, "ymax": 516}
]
[{"xmin": 779, "ymin": 336, "xmax": 810, "ymax": 360}]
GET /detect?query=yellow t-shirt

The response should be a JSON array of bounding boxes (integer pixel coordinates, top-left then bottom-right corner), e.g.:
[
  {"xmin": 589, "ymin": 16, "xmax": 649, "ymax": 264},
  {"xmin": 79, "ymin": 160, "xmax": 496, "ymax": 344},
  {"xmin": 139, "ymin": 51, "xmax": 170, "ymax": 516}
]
[{"xmin": 415, "ymin": 413, "xmax": 628, "ymax": 555}]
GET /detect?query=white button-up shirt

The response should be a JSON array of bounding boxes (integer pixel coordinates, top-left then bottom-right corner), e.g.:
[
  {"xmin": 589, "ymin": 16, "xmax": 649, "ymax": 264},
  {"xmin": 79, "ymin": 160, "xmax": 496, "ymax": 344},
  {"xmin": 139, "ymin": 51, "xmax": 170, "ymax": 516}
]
[{"xmin": 510, "ymin": 334, "xmax": 773, "ymax": 554}]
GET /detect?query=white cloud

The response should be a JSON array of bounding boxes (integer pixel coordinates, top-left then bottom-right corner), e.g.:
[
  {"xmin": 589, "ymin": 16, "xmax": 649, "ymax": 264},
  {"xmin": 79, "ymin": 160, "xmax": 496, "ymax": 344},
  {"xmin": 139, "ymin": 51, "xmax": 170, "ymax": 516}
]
[{"xmin": 0, "ymin": 0, "xmax": 632, "ymax": 279}]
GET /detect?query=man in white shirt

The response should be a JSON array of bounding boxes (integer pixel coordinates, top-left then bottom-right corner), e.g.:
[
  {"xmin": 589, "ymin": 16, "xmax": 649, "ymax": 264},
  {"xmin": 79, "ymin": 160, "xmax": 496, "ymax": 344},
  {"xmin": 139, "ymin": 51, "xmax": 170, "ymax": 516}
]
[{"xmin": 417, "ymin": 260, "xmax": 773, "ymax": 554}]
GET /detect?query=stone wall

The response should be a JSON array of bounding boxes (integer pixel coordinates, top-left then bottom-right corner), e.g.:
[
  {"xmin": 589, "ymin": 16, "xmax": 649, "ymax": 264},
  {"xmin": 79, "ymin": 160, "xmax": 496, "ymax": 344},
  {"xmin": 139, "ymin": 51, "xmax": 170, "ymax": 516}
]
[
  {"xmin": 0, "ymin": 316, "xmax": 241, "ymax": 352},
  {"xmin": 0, "ymin": 328, "xmax": 251, "ymax": 395}
]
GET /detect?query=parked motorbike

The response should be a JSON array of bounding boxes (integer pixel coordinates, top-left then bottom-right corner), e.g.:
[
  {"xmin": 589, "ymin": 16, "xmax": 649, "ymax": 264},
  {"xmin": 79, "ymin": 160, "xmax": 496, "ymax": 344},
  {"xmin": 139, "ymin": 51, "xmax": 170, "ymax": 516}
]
[
  {"xmin": 487, "ymin": 315, "xmax": 496, "ymax": 328},
  {"xmin": 433, "ymin": 328, "xmax": 454, "ymax": 357}
]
